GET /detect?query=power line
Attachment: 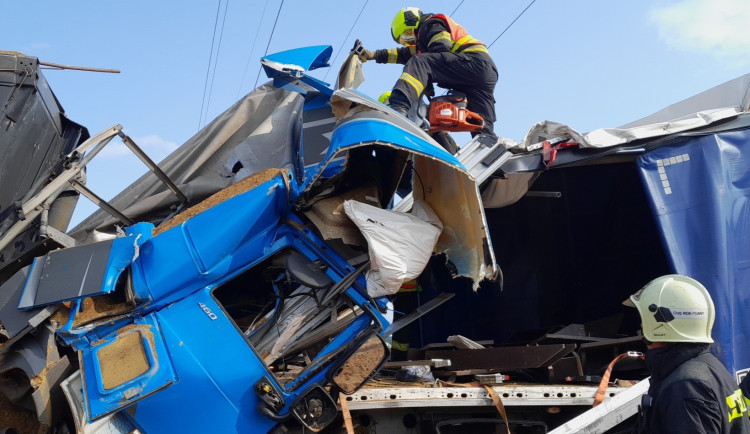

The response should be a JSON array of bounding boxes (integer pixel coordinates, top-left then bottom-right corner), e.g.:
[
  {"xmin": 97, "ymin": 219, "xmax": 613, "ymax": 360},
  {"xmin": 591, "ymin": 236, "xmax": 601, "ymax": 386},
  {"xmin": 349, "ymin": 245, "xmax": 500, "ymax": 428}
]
[
  {"xmin": 487, "ymin": 0, "xmax": 537, "ymax": 49},
  {"xmin": 322, "ymin": 0, "xmax": 370, "ymax": 82},
  {"xmin": 253, "ymin": 0, "xmax": 286, "ymax": 89},
  {"xmin": 450, "ymin": 0, "xmax": 465, "ymax": 16},
  {"xmin": 203, "ymin": 0, "xmax": 230, "ymax": 127},
  {"xmin": 199, "ymin": 0, "xmax": 223, "ymax": 129},
  {"xmin": 237, "ymin": 0, "xmax": 270, "ymax": 98}
]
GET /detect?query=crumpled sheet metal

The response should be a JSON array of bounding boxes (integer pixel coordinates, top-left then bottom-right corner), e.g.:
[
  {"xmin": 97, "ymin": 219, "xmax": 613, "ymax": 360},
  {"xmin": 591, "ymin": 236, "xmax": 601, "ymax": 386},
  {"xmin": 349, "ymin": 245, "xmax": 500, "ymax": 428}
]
[
  {"xmin": 70, "ymin": 83, "xmax": 304, "ymax": 244},
  {"xmin": 519, "ymin": 108, "xmax": 741, "ymax": 151}
]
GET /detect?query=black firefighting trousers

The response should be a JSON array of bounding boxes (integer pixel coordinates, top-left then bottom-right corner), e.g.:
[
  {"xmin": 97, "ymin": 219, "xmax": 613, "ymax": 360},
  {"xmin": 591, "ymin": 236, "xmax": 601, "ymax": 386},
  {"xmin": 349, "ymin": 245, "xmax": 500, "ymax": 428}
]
[{"xmin": 389, "ymin": 51, "xmax": 498, "ymax": 138}]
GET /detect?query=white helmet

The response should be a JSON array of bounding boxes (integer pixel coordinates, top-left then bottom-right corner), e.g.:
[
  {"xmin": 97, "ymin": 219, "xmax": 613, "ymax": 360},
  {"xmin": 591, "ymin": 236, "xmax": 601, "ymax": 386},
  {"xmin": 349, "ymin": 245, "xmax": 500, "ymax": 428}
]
[{"xmin": 623, "ymin": 274, "xmax": 715, "ymax": 344}]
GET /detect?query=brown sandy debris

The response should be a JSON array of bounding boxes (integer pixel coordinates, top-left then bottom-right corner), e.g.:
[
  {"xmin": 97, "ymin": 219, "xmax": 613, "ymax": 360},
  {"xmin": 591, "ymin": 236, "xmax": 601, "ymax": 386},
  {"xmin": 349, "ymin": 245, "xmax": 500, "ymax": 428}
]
[
  {"xmin": 71, "ymin": 296, "xmax": 132, "ymax": 328},
  {"xmin": 92, "ymin": 324, "xmax": 156, "ymax": 390},
  {"xmin": 154, "ymin": 168, "xmax": 284, "ymax": 235},
  {"xmin": 0, "ymin": 390, "xmax": 47, "ymax": 434}
]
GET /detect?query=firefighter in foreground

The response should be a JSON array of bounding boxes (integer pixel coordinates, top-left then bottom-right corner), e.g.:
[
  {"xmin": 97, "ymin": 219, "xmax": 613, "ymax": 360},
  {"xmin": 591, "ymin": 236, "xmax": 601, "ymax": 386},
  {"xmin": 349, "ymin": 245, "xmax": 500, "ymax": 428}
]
[
  {"xmin": 625, "ymin": 275, "xmax": 750, "ymax": 433},
  {"xmin": 358, "ymin": 7, "xmax": 498, "ymax": 139}
]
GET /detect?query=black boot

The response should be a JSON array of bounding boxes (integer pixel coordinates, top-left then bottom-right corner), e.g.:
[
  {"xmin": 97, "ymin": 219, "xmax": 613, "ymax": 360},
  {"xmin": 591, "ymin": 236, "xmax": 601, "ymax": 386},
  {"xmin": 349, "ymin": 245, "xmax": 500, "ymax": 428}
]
[{"xmin": 391, "ymin": 104, "xmax": 409, "ymax": 116}]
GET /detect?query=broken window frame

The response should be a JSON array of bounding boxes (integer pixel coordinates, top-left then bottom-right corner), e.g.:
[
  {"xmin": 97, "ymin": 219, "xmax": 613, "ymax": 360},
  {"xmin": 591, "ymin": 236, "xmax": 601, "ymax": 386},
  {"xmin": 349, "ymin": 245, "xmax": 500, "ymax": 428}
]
[{"xmin": 209, "ymin": 242, "xmax": 385, "ymax": 393}]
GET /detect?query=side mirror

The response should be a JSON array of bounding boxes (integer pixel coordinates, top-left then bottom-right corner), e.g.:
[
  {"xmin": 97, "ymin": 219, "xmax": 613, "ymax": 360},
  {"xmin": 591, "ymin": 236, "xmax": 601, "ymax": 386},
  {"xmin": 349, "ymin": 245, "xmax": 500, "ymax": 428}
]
[{"xmin": 331, "ymin": 333, "xmax": 389, "ymax": 394}]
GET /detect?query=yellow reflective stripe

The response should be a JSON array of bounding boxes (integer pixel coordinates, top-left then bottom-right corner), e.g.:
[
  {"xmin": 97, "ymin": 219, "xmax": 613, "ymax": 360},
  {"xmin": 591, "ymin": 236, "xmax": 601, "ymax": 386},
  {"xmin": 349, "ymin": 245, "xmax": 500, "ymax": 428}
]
[
  {"xmin": 398, "ymin": 72, "xmax": 424, "ymax": 94},
  {"xmin": 456, "ymin": 35, "xmax": 474, "ymax": 45},
  {"xmin": 727, "ymin": 389, "xmax": 749, "ymax": 422},
  {"xmin": 460, "ymin": 45, "xmax": 489, "ymax": 54},
  {"xmin": 451, "ymin": 35, "xmax": 473, "ymax": 52},
  {"xmin": 452, "ymin": 35, "xmax": 482, "ymax": 52},
  {"xmin": 390, "ymin": 340, "xmax": 409, "ymax": 351},
  {"xmin": 387, "ymin": 48, "xmax": 398, "ymax": 63},
  {"xmin": 429, "ymin": 31, "xmax": 452, "ymax": 47},
  {"xmin": 408, "ymin": 46, "xmax": 416, "ymax": 55}
]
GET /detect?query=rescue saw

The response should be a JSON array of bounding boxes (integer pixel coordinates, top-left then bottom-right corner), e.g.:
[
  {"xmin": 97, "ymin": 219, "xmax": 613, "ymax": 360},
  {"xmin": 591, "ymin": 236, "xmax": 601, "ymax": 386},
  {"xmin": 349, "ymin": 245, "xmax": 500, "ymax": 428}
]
[{"xmin": 427, "ymin": 91, "xmax": 484, "ymax": 134}]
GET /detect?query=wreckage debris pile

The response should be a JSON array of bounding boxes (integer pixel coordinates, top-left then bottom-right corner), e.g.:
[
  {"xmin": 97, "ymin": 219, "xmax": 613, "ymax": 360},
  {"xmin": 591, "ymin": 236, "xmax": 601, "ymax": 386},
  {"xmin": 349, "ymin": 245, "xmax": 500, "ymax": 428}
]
[{"xmin": 0, "ymin": 391, "xmax": 44, "ymax": 434}]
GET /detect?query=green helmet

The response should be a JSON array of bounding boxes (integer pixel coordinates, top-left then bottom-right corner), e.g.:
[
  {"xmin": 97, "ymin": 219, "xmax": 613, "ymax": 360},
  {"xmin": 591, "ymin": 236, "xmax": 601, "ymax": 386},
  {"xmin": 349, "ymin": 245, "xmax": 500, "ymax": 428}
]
[
  {"xmin": 391, "ymin": 7, "xmax": 422, "ymax": 44},
  {"xmin": 623, "ymin": 275, "xmax": 715, "ymax": 344},
  {"xmin": 378, "ymin": 90, "xmax": 392, "ymax": 104}
]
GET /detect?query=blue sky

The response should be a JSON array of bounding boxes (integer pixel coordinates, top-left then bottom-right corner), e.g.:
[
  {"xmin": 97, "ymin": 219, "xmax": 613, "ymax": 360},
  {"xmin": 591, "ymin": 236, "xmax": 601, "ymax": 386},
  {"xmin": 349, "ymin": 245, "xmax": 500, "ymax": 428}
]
[{"xmin": 3, "ymin": 0, "xmax": 750, "ymax": 225}]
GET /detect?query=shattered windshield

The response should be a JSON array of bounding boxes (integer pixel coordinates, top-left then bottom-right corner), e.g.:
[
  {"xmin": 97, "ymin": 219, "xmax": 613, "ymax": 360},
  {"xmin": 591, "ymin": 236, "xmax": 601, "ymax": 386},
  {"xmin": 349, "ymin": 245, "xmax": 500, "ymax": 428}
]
[{"xmin": 212, "ymin": 247, "xmax": 369, "ymax": 388}]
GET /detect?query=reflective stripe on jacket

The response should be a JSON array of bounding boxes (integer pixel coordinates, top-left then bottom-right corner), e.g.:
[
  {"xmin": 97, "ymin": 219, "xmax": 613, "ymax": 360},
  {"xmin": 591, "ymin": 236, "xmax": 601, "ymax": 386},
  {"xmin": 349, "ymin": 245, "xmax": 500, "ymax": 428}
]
[{"xmin": 423, "ymin": 14, "xmax": 488, "ymax": 54}]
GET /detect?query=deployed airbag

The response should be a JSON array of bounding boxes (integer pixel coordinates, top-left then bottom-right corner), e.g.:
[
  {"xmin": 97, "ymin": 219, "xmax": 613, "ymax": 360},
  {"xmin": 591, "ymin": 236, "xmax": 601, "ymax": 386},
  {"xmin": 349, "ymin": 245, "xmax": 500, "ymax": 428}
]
[{"xmin": 343, "ymin": 199, "xmax": 442, "ymax": 298}]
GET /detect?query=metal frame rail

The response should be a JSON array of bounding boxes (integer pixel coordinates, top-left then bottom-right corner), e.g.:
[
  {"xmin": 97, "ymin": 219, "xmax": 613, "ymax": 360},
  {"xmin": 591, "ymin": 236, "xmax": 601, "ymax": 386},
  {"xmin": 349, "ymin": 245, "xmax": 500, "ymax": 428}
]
[
  {"xmin": 0, "ymin": 124, "xmax": 187, "ymax": 253},
  {"xmin": 345, "ymin": 384, "xmax": 624, "ymax": 410},
  {"xmin": 343, "ymin": 380, "xmax": 649, "ymax": 433}
]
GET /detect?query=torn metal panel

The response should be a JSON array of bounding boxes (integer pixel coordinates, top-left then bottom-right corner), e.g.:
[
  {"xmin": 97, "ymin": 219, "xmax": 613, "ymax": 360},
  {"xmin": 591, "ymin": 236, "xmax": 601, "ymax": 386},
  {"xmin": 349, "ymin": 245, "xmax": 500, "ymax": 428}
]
[
  {"xmin": 412, "ymin": 153, "xmax": 498, "ymax": 286},
  {"xmin": 330, "ymin": 88, "xmax": 434, "ymax": 141},
  {"xmin": 30, "ymin": 355, "xmax": 75, "ymax": 426},
  {"xmin": 69, "ymin": 85, "xmax": 305, "ymax": 244},
  {"xmin": 19, "ymin": 240, "xmax": 114, "ymax": 309},
  {"xmin": 0, "ymin": 265, "xmax": 41, "ymax": 337},
  {"xmin": 519, "ymin": 107, "xmax": 741, "ymax": 151},
  {"xmin": 304, "ymin": 107, "xmax": 499, "ymax": 288},
  {"xmin": 336, "ymin": 51, "xmax": 365, "ymax": 90},
  {"xmin": 18, "ymin": 225, "xmax": 151, "ymax": 310},
  {"xmin": 129, "ymin": 171, "xmax": 291, "ymax": 308}
]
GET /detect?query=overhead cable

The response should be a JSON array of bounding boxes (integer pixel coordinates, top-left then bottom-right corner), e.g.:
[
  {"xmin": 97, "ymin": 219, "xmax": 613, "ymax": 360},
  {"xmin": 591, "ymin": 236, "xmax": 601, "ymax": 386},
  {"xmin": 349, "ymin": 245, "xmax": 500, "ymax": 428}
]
[
  {"xmin": 200, "ymin": 0, "xmax": 223, "ymax": 129},
  {"xmin": 488, "ymin": 0, "xmax": 537, "ymax": 49},
  {"xmin": 237, "ymin": 0, "xmax": 270, "ymax": 98},
  {"xmin": 450, "ymin": 0, "xmax": 465, "ymax": 16},
  {"xmin": 253, "ymin": 0, "xmax": 286, "ymax": 89},
  {"xmin": 203, "ymin": 0, "xmax": 230, "ymax": 127},
  {"xmin": 322, "ymin": 0, "xmax": 370, "ymax": 82}
]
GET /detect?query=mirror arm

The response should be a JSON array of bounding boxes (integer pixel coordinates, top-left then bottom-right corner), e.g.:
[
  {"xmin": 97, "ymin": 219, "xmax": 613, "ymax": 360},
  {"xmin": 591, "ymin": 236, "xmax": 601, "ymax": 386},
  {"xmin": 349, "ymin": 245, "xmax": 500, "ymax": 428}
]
[{"xmin": 257, "ymin": 403, "xmax": 291, "ymax": 422}]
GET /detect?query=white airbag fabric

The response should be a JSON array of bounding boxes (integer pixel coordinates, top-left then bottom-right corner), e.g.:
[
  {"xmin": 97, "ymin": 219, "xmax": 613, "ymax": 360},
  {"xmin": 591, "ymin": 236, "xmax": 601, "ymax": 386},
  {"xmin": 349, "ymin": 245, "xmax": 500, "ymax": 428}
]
[{"xmin": 343, "ymin": 199, "xmax": 443, "ymax": 298}]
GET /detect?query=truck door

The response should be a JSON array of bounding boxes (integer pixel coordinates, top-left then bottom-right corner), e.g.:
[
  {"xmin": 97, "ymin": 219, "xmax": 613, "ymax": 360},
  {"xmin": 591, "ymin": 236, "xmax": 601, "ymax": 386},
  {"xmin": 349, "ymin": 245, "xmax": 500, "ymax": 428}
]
[{"xmin": 78, "ymin": 313, "xmax": 177, "ymax": 421}]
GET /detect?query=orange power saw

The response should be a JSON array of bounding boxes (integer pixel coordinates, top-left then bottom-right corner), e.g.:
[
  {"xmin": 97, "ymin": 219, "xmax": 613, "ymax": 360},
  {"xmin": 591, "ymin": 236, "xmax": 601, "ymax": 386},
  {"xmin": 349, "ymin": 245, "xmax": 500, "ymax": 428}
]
[{"xmin": 427, "ymin": 91, "xmax": 484, "ymax": 133}]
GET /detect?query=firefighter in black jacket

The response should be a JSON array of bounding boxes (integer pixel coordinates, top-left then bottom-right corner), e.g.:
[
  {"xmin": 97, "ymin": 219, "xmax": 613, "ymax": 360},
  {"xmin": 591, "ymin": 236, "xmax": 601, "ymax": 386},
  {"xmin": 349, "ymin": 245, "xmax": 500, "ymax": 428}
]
[
  {"xmin": 624, "ymin": 275, "xmax": 750, "ymax": 433},
  {"xmin": 358, "ymin": 7, "xmax": 498, "ymax": 139}
]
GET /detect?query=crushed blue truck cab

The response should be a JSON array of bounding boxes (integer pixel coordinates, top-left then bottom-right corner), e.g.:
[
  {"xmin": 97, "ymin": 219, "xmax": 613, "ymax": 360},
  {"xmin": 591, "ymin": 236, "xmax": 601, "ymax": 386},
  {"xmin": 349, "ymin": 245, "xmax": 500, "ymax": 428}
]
[{"xmin": 1, "ymin": 46, "xmax": 495, "ymax": 432}]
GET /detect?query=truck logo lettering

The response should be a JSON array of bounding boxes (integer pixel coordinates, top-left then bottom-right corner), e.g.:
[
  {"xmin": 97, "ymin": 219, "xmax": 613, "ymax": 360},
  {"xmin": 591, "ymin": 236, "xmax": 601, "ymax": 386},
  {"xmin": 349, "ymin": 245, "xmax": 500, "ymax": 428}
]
[{"xmin": 198, "ymin": 302, "xmax": 218, "ymax": 320}]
